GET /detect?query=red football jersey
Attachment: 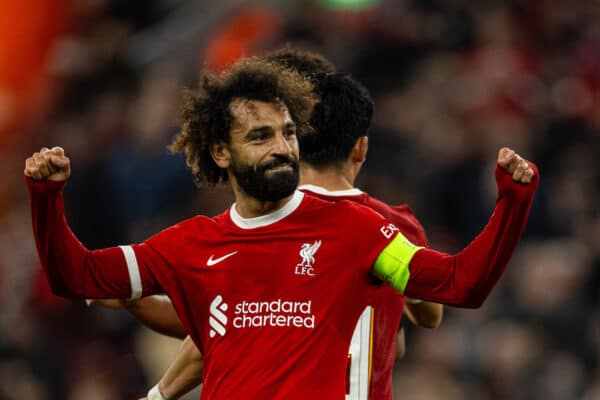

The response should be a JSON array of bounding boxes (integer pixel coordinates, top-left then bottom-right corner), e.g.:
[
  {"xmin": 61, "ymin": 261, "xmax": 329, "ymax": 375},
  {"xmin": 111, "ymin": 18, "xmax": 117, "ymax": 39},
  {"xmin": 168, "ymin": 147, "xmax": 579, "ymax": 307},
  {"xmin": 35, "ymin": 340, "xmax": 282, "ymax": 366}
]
[
  {"xmin": 27, "ymin": 165, "xmax": 538, "ymax": 400},
  {"xmin": 88, "ymin": 191, "xmax": 395, "ymax": 399},
  {"xmin": 141, "ymin": 191, "xmax": 397, "ymax": 399},
  {"xmin": 299, "ymin": 185, "xmax": 428, "ymax": 400}
]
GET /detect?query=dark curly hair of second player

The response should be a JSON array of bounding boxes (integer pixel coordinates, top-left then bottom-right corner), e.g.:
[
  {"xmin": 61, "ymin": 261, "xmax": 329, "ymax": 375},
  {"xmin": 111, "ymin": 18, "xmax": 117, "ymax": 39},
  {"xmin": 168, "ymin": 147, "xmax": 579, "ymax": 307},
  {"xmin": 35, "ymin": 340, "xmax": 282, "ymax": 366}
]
[
  {"xmin": 263, "ymin": 45, "xmax": 336, "ymax": 76},
  {"xmin": 171, "ymin": 57, "xmax": 317, "ymax": 186}
]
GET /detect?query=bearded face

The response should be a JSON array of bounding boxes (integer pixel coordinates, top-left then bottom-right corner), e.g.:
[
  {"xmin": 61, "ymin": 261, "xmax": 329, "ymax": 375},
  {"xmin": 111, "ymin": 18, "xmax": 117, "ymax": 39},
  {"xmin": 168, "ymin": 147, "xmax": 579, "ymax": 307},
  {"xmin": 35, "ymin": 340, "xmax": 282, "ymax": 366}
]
[
  {"xmin": 230, "ymin": 151, "xmax": 299, "ymax": 202},
  {"xmin": 220, "ymin": 99, "xmax": 301, "ymax": 202}
]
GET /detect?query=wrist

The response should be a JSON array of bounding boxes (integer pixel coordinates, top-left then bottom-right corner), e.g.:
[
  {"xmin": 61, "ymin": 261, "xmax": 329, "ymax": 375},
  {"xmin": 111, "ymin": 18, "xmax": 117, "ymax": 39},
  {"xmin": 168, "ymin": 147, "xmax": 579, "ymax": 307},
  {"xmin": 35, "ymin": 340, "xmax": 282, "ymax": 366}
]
[
  {"xmin": 24, "ymin": 176, "xmax": 66, "ymax": 193},
  {"xmin": 147, "ymin": 384, "xmax": 167, "ymax": 400},
  {"xmin": 405, "ymin": 297, "xmax": 422, "ymax": 304},
  {"xmin": 495, "ymin": 163, "xmax": 539, "ymax": 199}
]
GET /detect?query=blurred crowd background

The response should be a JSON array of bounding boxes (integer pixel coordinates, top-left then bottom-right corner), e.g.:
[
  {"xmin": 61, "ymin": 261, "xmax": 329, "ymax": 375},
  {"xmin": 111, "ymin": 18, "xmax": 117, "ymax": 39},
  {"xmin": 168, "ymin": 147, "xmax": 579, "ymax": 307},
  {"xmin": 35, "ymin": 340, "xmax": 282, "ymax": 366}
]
[{"xmin": 0, "ymin": 0, "xmax": 599, "ymax": 399}]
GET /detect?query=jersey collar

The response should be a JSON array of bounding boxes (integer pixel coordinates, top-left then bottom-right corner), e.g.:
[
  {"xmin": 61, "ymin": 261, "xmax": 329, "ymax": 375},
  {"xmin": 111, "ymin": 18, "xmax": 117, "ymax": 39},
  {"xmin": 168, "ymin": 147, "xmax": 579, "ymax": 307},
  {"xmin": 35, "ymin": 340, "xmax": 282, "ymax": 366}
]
[
  {"xmin": 230, "ymin": 190, "xmax": 305, "ymax": 229},
  {"xmin": 298, "ymin": 184, "xmax": 363, "ymax": 197}
]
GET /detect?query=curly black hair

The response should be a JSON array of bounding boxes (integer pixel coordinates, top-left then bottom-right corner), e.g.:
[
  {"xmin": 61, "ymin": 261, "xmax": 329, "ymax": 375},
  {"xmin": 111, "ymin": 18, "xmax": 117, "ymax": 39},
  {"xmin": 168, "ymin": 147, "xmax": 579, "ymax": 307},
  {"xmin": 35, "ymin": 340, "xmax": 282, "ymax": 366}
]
[
  {"xmin": 171, "ymin": 57, "xmax": 317, "ymax": 186},
  {"xmin": 263, "ymin": 45, "xmax": 336, "ymax": 77},
  {"xmin": 300, "ymin": 72, "xmax": 374, "ymax": 167}
]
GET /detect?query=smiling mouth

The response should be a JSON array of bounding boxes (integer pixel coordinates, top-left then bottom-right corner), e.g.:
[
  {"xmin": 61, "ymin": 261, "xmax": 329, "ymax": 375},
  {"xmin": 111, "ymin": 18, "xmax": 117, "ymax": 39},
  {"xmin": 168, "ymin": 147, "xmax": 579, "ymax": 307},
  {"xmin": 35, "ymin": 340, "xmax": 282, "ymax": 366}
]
[
  {"xmin": 269, "ymin": 163, "xmax": 293, "ymax": 170},
  {"xmin": 265, "ymin": 164, "xmax": 294, "ymax": 174}
]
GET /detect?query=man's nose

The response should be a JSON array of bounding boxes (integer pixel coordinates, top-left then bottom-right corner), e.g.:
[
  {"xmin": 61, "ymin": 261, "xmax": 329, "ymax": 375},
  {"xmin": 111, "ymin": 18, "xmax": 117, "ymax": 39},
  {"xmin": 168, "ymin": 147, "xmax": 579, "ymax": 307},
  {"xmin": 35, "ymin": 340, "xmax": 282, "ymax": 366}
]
[{"xmin": 272, "ymin": 132, "xmax": 292, "ymax": 155}]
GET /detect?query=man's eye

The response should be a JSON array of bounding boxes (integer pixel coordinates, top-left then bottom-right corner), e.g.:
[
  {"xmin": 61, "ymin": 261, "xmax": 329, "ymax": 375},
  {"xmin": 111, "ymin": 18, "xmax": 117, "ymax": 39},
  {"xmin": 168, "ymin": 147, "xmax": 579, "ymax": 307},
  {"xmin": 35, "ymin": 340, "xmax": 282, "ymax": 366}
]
[{"xmin": 285, "ymin": 129, "xmax": 296, "ymax": 138}]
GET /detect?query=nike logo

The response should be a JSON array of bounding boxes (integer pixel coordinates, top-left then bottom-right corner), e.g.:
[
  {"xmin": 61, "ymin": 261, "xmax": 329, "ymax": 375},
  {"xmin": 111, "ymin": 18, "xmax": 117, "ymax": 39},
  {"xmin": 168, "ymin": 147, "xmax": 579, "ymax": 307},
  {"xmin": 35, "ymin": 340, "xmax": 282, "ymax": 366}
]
[{"xmin": 207, "ymin": 251, "xmax": 238, "ymax": 267}]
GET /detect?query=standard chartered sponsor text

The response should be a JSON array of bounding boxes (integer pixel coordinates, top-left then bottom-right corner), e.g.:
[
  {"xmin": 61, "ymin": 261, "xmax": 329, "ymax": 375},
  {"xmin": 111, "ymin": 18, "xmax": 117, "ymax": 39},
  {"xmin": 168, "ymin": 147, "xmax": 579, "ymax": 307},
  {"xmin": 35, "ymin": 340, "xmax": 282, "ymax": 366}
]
[{"xmin": 233, "ymin": 299, "xmax": 315, "ymax": 329}]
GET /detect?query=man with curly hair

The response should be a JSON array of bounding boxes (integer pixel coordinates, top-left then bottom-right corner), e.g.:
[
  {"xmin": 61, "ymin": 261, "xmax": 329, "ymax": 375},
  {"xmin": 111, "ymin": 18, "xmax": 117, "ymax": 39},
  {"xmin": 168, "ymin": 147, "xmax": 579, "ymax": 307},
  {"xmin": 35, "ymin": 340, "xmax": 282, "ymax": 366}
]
[
  {"xmin": 119, "ymin": 50, "xmax": 444, "ymax": 400},
  {"xmin": 25, "ymin": 52, "xmax": 538, "ymax": 399}
]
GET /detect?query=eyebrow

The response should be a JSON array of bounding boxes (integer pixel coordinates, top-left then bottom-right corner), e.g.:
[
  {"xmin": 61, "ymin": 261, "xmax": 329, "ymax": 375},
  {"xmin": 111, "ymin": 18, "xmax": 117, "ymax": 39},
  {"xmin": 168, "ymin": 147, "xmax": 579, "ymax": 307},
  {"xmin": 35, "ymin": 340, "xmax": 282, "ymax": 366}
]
[
  {"xmin": 247, "ymin": 126, "xmax": 273, "ymax": 134},
  {"xmin": 246, "ymin": 121, "xmax": 296, "ymax": 136}
]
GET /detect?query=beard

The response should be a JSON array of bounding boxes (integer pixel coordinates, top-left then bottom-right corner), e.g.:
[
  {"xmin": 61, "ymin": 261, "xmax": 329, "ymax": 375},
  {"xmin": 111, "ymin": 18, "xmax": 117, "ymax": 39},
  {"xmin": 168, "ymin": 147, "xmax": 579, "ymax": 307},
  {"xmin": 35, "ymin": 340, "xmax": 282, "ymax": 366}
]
[{"xmin": 231, "ymin": 154, "xmax": 299, "ymax": 202}]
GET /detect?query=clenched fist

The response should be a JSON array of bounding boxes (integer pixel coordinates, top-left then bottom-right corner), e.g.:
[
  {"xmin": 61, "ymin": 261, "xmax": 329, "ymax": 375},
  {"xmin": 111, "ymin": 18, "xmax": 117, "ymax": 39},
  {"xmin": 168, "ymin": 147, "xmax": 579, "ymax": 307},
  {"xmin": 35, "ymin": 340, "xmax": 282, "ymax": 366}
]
[
  {"xmin": 24, "ymin": 147, "xmax": 71, "ymax": 181},
  {"xmin": 496, "ymin": 147, "xmax": 535, "ymax": 184}
]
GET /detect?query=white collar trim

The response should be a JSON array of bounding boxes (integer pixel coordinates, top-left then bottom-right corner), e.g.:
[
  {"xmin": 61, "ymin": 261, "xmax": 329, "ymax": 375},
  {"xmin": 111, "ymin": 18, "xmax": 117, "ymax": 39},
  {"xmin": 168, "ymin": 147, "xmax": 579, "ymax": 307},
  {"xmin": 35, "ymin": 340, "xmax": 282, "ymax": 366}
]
[
  {"xmin": 230, "ymin": 190, "xmax": 304, "ymax": 229},
  {"xmin": 298, "ymin": 184, "xmax": 363, "ymax": 197}
]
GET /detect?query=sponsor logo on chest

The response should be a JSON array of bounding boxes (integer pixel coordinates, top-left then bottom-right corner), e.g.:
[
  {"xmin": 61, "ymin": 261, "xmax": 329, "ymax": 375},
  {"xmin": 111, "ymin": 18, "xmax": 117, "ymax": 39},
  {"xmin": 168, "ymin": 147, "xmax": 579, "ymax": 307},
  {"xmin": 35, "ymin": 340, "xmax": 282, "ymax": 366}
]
[
  {"xmin": 207, "ymin": 295, "xmax": 316, "ymax": 339},
  {"xmin": 209, "ymin": 295, "xmax": 228, "ymax": 337}
]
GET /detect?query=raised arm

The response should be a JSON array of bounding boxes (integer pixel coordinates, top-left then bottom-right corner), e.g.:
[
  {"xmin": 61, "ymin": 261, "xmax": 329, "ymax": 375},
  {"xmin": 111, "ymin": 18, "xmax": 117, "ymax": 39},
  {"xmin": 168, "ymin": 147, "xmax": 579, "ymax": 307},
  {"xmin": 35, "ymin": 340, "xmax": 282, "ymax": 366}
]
[
  {"xmin": 373, "ymin": 148, "xmax": 539, "ymax": 308},
  {"xmin": 25, "ymin": 146, "xmax": 163, "ymax": 299}
]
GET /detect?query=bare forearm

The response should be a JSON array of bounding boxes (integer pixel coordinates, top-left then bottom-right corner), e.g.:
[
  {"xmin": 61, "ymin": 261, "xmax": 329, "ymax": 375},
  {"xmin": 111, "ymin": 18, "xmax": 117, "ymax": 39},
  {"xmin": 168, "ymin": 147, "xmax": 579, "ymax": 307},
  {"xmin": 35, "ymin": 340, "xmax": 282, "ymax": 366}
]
[
  {"xmin": 404, "ymin": 300, "xmax": 443, "ymax": 328},
  {"xmin": 395, "ymin": 327, "xmax": 406, "ymax": 360},
  {"xmin": 158, "ymin": 336, "xmax": 203, "ymax": 399},
  {"xmin": 127, "ymin": 296, "xmax": 187, "ymax": 339}
]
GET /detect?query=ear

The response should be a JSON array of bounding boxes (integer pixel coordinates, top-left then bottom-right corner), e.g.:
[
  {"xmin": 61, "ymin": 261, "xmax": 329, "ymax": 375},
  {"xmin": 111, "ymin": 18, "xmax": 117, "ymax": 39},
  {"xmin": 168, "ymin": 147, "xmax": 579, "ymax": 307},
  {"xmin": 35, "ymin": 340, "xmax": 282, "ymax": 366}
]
[
  {"xmin": 210, "ymin": 141, "xmax": 231, "ymax": 169},
  {"xmin": 350, "ymin": 136, "xmax": 368, "ymax": 164}
]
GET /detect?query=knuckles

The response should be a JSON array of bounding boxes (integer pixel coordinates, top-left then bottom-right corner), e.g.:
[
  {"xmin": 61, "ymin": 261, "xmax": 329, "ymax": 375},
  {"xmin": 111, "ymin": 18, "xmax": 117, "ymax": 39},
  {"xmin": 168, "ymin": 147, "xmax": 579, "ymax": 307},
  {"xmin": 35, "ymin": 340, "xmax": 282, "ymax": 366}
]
[{"xmin": 24, "ymin": 149, "xmax": 70, "ymax": 179}]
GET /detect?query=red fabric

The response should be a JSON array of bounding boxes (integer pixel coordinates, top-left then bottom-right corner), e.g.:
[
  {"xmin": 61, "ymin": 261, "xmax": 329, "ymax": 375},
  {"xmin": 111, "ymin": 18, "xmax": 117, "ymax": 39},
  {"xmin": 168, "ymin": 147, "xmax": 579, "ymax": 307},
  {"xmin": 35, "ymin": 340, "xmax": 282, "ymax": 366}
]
[
  {"xmin": 26, "ymin": 163, "xmax": 538, "ymax": 398},
  {"xmin": 143, "ymin": 197, "xmax": 394, "ymax": 400},
  {"xmin": 29, "ymin": 269, "xmax": 70, "ymax": 312},
  {"xmin": 27, "ymin": 180, "xmax": 394, "ymax": 399},
  {"xmin": 301, "ymin": 188, "xmax": 428, "ymax": 400},
  {"xmin": 405, "ymin": 164, "xmax": 539, "ymax": 307},
  {"xmin": 26, "ymin": 177, "xmax": 150, "ymax": 299}
]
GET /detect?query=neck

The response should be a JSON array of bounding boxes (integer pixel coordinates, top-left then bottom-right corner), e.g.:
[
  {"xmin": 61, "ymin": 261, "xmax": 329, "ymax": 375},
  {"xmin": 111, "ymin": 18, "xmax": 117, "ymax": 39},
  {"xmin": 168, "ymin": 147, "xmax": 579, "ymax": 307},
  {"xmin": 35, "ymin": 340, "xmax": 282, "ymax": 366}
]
[
  {"xmin": 231, "ymin": 186, "xmax": 295, "ymax": 218},
  {"xmin": 299, "ymin": 162, "xmax": 357, "ymax": 191}
]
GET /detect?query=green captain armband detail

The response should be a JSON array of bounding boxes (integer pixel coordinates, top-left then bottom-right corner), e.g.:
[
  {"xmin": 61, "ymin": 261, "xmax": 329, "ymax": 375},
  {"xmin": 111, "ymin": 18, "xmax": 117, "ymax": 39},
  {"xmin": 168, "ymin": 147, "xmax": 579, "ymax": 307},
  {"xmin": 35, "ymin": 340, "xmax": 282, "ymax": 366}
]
[{"xmin": 373, "ymin": 233, "xmax": 424, "ymax": 293}]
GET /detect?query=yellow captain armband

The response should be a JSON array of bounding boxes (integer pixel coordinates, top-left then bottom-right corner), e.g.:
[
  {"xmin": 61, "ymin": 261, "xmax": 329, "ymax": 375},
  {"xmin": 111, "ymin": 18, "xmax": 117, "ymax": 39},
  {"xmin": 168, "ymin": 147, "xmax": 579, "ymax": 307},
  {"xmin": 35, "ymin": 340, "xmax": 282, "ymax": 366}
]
[{"xmin": 373, "ymin": 233, "xmax": 424, "ymax": 294}]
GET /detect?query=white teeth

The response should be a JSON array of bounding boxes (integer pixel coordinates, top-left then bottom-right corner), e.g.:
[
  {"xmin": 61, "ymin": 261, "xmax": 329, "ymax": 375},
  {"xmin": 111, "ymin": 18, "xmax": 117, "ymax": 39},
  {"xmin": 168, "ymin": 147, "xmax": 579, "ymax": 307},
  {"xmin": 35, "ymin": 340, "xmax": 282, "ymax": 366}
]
[{"xmin": 270, "ymin": 164, "xmax": 292, "ymax": 170}]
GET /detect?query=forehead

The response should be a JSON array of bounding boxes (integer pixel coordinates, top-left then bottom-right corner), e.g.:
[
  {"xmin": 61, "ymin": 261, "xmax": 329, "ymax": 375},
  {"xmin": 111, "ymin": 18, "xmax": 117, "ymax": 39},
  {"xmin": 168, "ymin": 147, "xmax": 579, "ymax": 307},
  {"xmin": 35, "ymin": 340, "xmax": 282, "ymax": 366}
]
[{"xmin": 229, "ymin": 99, "xmax": 292, "ymax": 132}]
